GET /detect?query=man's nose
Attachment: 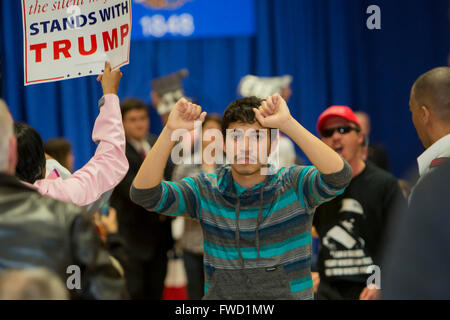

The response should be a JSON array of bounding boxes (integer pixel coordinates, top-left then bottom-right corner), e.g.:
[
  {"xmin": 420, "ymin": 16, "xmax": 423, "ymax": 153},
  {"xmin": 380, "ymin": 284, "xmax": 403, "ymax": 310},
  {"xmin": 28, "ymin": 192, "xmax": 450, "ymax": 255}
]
[
  {"xmin": 331, "ymin": 130, "xmax": 342, "ymax": 140},
  {"xmin": 238, "ymin": 135, "xmax": 247, "ymax": 150},
  {"xmin": 237, "ymin": 136, "xmax": 251, "ymax": 153}
]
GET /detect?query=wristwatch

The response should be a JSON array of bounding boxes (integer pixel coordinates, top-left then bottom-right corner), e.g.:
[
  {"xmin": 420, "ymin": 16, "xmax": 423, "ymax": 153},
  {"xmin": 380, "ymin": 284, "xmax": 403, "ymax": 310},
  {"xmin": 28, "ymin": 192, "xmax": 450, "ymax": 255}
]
[{"xmin": 98, "ymin": 96, "xmax": 105, "ymax": 109}]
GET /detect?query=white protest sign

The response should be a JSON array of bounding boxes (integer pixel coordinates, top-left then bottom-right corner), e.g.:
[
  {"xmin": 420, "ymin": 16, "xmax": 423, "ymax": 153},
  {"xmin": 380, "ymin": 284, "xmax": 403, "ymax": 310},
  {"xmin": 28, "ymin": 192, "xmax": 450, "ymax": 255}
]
[{"xmin": 21, "ymin": 0, "xmax": 131, "ymax": 85}]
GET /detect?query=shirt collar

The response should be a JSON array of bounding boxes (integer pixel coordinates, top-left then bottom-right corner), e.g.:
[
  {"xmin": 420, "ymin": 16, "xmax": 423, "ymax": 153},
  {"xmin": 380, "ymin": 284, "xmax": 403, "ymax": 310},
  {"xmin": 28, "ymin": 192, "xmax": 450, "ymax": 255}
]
[
  {"xmin": 128, "ymin": 137, "xmax": 150, "ymax": 152},
  {"xmin": 217, "ymin": 164, "xmax": 275, "ymax": 197},
  {"xmin": 417, "ymin": 133, "xmax": 450, "ymax": 177}
]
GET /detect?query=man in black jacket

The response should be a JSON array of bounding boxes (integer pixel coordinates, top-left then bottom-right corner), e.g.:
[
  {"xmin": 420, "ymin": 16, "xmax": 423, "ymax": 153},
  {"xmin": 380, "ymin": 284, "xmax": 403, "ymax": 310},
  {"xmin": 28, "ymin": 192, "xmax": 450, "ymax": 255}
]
[
  {"xmin": 0, "ymin": 99, "xmax": 127, "ymax": 300},
  {"xmin": 110, "ymin": 98, "xmax": 174, "ymax": 300},
  {"xmin": 383, "ymin": 162, "xmax": 450, "ymax": 299}
]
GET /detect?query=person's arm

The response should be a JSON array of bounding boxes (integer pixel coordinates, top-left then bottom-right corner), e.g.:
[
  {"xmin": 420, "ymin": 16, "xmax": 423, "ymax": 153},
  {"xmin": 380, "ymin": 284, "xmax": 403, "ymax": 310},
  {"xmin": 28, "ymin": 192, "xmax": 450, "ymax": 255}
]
[
  {"xmin": 254, "ymin": 94, "xmax": 352, "ymax": 209},
  {"xmin": 133, "ymin": 98, "xmax": 205, "ymax": 189},
  {"xmin": 130, "ymin": 99, "xmax": 206, "ymax": 218},
  {"xmin": 34, "ymin": 62, "xmax": 129, "ymax": 207},
  {"xmin": 70, "ymin": 209, "xmax": 129, "ymax": 300},
  {"xmin": 285, "ymin": 164, "xmax": 350, "ymax": 211},
  {"xmin": 253, "ymin": 94, "xmax": 345, "ymax": 174},
  {"xmin": 94, "ymin": 208, "xmax": 130, "ymax": 279}
]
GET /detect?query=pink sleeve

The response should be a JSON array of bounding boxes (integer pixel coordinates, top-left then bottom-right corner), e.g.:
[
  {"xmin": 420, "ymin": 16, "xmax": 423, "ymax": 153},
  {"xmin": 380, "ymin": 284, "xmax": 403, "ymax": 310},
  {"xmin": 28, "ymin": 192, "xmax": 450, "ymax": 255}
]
[{"xmin": 34, "ymin": 94, "xmax": 129, "ymax": 206}]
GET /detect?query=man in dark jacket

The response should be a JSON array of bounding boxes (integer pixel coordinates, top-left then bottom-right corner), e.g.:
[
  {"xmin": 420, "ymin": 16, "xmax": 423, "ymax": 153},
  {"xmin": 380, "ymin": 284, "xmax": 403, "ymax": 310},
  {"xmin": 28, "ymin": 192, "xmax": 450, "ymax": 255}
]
[
  {"xmin": 0, "ymin": 99, "xmax": 127, "ymax": 300},
  {"xmin": 110, "ymin": 98, "xmax": 174, "ymax": 300},
  {"xmin": 383, "ymin": 162, "xmax": 450, "ymax": 299}
]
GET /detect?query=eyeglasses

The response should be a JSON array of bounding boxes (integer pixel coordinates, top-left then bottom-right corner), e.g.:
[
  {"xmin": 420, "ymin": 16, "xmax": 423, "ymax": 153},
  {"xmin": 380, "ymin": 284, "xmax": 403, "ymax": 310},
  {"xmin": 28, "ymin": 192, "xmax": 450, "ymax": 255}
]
[{"xmin": 320, "ymin": 126, "xmax": 360, "ymax": 138}]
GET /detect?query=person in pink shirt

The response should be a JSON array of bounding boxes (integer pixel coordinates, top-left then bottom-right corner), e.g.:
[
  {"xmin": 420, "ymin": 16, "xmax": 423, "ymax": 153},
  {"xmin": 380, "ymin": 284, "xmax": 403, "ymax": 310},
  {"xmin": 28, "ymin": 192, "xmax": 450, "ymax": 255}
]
[{"xmin": 14, "ymin": 62, "xmax": 129, "ymax": 207}]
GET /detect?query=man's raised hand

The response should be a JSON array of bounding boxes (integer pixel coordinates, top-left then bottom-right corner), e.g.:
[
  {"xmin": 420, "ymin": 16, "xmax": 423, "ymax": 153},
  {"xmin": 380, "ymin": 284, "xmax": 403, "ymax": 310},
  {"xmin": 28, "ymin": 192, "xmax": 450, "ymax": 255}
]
[
  {"xmin": 253, "ymin": 94, "xmax": 293, "ymax": 130},
  {"xmin": 97, "ymin": 61, "xmax": 122, "ymax": 96},
  {"xmin": 166, "ymin": 98, "xmax": 207, "ymax": 131}
]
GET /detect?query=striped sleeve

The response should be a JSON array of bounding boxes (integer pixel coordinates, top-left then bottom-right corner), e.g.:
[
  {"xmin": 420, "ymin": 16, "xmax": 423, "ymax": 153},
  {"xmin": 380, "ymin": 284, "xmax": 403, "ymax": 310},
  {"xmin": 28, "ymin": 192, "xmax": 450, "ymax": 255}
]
[
  {"xmin": 288, "ymin": 159, "xmax": 352, "ymax": 212},
  {"xmin": 130, "ymin": 177, "xmax": 201, "ymax": 220}
]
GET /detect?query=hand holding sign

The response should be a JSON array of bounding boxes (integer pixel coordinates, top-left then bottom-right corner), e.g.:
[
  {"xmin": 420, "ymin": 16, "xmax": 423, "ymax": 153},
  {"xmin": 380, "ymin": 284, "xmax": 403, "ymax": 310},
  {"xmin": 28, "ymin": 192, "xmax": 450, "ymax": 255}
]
[{"xmin": 97, "ymin": 61, "xmax": 122, "ymax": 96}]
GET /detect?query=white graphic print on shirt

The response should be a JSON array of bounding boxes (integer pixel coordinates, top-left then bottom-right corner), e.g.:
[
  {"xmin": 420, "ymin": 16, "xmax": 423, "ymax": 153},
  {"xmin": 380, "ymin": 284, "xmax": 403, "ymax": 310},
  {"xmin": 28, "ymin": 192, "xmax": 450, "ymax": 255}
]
[{"xmin": 322, "ymin": 198, "xmax": 374, "ymax": 277}]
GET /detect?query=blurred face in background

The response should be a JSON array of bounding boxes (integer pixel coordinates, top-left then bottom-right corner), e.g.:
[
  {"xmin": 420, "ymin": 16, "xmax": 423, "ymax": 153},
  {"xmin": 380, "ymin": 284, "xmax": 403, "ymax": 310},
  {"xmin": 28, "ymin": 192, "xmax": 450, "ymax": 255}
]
[
  {"xmin": 320, "ymin": 117, "xmax": 363, "ymax": 165},
  {"xmin": 123, "ymin": 109, "xmax": 150, "ymax": 141},
  {"xmin": 281, "ymin": 85, "xmax": 292, "ymax": 102},
  {"xmin": 354, "ymin": 112, "xmax": 371, "ymax": 138},
  {"xmin": 66, "ymin": 152, "xmax": 74, "ymax": 172},
  {"xmin": 202, "ymin": 119, "xmax": 222, "ymax": 151}
]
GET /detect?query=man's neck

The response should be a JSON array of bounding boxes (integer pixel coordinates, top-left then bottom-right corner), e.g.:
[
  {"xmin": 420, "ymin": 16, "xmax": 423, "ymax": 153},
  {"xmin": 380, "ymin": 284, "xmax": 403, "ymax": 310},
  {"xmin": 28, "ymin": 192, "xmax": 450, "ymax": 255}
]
[
  {"xmin": 349, "ymin": 158, "xmax": 366, "ymax": 178},
  {"xmin": 202, "ymin": 163, "xmax": 216, "ymax": 174},
  {"xmin": 428, "ymin": 128, "xmax": 450, "ymax": 149},
  {"xmin": 231, "ymin": 167, "xmax": 267, "ymax": 189}
]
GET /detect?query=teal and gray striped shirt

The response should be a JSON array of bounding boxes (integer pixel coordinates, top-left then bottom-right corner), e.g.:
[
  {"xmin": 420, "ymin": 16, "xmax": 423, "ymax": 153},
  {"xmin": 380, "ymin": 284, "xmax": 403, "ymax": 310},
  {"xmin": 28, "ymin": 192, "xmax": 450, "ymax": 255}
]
[{"xmin": 130, "ymin": 161, "xmax": 352, "ymax": 300}]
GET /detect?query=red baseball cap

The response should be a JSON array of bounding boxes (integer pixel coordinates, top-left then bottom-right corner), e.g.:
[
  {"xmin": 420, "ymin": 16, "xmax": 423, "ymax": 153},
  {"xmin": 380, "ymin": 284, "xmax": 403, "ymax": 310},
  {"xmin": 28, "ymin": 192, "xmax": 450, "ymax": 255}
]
[{"xmin": 316, "ymin": 105, "xmax": 361, "ymax": 133}]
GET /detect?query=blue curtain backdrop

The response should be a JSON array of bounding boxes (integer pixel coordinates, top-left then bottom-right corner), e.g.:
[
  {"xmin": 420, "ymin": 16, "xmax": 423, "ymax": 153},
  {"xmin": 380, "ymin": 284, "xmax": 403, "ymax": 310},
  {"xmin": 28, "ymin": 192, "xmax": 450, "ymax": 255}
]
[{"xmin": 1, "ymin": 0, "xmax": 449, "ymax": 178}]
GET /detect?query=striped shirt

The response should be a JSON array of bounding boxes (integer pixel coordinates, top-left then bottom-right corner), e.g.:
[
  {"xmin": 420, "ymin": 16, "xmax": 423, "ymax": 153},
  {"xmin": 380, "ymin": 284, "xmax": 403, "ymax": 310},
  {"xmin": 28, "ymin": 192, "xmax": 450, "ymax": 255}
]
[{"xmin": 130, "ymin": 162, "xmax": 352, "ymax": 300}]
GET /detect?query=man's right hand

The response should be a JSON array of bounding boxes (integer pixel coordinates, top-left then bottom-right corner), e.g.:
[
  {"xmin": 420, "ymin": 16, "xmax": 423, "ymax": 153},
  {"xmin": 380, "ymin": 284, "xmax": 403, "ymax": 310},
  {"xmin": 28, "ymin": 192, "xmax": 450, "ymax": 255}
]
[
  {"xmin": 97, "ymin": 61, "xmax": 122, "ymax": 96},
  {"xmin": 166, "ymin": 98, "xmax": 207, "ymax": 131},
  {"xmin": 133, "ymin": 98, "xmax": 206, "ymax": 190}
]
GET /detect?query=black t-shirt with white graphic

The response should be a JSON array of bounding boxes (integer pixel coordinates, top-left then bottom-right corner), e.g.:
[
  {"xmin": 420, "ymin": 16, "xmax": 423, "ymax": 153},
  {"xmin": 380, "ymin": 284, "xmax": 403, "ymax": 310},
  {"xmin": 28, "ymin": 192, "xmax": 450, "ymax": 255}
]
[{"xmin": 313, "ymin": 161, "xmax": 404, "ymax": 285}]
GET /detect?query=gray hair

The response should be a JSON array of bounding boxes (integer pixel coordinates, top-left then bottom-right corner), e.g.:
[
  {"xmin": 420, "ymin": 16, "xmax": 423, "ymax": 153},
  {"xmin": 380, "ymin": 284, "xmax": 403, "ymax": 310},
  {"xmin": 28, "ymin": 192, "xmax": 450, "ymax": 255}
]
[
  {"xmin": 0, "ymin": 99, "xmax": 13, "ymax": 171},
  {"xmin": 0, "ymin": 268, "xmax": 69, "ymax": 300}
]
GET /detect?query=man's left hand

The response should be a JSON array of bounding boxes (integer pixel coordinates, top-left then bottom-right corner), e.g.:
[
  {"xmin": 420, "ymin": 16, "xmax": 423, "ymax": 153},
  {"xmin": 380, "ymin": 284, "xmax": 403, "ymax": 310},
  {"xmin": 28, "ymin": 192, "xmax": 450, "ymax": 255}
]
[{"xmin": 253, "ymin": 94, "xmax": 293, "ymax": 130}]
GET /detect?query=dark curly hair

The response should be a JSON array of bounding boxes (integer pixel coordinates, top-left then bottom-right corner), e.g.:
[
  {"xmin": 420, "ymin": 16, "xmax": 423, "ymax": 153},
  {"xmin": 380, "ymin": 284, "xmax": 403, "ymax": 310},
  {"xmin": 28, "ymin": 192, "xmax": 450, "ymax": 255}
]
[
  {"xmin": 222, "ymin": 96, "xmax": 264, "ymax": 138},
  {"xmin": 14, "ymin": 123, "xmax": 46, "ymax": 184}
]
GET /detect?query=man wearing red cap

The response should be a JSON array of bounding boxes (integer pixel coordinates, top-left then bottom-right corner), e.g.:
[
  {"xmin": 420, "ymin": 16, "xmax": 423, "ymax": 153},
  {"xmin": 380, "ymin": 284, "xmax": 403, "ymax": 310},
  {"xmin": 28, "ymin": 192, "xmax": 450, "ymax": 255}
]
[{"xmin": 312, "ymin": 105, "xmax": 404, "ymax": 300}]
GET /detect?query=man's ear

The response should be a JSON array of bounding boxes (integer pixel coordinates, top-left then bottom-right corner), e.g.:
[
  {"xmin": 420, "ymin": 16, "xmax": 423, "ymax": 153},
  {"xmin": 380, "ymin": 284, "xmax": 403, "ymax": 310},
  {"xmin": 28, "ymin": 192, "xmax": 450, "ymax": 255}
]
[
  {"xmin": 357, "ymin": 130, "xmax": 364, "ymax": 145},
  {"xmin": 420, "ymin": 105, "xmax": 431, "ymax": 125},
  {"xmin": 8, "ymin": 136, "xmax": 17, "ymax": 175}
]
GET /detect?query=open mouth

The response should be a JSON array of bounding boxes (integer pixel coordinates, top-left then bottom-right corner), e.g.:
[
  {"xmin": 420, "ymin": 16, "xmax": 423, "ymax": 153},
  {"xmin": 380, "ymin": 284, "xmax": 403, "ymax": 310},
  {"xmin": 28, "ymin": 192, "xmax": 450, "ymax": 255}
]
[{"xmin": 333, "ymin": 146, "xmax": 344, "ymax": 154}]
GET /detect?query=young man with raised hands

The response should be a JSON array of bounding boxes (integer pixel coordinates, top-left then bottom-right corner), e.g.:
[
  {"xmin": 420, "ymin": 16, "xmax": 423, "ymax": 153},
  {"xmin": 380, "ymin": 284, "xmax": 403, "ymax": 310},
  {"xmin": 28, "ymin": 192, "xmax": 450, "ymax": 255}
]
[{"xmin": 131, "ymin": 94, "xmax": 352, "ymax": 300}]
